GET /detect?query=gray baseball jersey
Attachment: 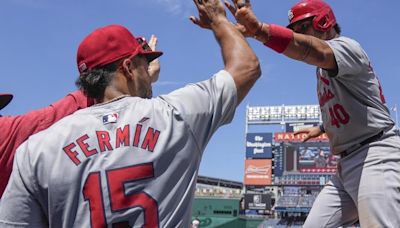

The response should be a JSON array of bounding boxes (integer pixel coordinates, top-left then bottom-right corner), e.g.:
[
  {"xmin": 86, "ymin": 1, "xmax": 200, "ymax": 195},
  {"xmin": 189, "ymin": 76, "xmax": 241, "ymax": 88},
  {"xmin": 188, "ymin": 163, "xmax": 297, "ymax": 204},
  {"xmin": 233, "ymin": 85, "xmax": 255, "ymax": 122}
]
[
  {"xmin": 317, "ymin": 36, "xmax": 394, "ymax": 154},
  {"xmin": 0, "ymin": 70, "xmax": 237, "ymax": 228}
]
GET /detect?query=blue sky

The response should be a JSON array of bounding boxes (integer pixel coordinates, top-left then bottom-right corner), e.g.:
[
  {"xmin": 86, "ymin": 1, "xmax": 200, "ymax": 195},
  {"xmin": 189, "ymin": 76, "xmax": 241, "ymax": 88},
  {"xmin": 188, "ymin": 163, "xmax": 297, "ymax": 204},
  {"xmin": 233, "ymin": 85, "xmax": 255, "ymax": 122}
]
[{"xmin": 1, "ymin": 0, "xmax": 399, "ymax": 182}]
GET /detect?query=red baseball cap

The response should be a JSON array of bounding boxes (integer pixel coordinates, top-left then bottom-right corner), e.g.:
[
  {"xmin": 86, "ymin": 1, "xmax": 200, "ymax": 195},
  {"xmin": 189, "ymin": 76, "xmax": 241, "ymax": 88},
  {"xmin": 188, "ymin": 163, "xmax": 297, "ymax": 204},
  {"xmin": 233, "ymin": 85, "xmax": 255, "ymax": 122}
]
[
  {"xmin": 77, "ymin": 24, "xmax": 163, "ymax": 73},
  {"xmin": 0, "ymin": 93, "xmax": 13, "ymax": 110}
]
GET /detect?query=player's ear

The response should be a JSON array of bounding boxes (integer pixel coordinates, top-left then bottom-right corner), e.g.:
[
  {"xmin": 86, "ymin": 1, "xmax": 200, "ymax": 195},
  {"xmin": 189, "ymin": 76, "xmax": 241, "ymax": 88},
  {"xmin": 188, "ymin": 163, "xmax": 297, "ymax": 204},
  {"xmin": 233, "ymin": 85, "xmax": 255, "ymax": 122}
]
[{"xmin": 121, "ymin": 58, "xmax": 135, "ymax": 79}]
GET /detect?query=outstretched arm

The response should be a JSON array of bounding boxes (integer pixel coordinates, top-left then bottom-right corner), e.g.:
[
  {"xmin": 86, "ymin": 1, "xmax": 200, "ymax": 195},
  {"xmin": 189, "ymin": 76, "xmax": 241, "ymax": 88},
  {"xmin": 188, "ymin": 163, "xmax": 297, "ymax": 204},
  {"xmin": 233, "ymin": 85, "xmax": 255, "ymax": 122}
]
[
  {"xmin": 191, "ymin": 0, "xmax": 261, "ymax": 105},
  {"xmin": 294, "ymin": 126, "xmax": 324, "ymax": 142},
  {"xmin": 225, "ymin": 0, "xmax": 337, "ymax": 71}
]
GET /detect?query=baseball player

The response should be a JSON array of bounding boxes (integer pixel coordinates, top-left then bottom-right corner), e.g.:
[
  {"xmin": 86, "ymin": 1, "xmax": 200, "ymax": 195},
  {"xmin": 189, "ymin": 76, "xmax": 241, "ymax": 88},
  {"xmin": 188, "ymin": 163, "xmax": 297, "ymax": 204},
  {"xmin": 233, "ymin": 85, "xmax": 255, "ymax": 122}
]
[
  {"xmin": 223, "ymin": 0, "xmax": 400, "ymax": 227},
  {"xmin": 0, "ymin": 38, "xmax": 160, "ymax": 201},
  {"xmin": 0, "ymin": 0, "xmax": 261, "ymax": 227}
]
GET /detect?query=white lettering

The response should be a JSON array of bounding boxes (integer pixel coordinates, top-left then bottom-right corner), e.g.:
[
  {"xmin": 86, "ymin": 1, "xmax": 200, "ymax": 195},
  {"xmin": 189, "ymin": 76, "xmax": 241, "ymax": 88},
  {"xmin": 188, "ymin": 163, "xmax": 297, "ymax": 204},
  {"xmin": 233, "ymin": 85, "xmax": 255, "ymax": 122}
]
[
  {"xmin": 253, "ymin": 148, "xmax": 264, "ymax": 154},
  {"xmin": 246, "ymin": 142, "xmax": 271, "ymax": 147},
  {"xmin": 255, "ymin": 136, "xmax": 264, "ymax": 141}
]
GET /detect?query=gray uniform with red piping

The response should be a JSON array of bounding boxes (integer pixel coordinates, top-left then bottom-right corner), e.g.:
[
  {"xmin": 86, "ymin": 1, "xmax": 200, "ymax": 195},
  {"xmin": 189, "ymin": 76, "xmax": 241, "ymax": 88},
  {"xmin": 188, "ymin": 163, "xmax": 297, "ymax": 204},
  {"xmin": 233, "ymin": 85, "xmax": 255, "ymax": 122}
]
[
  {"xmin": 0, "ymin": 70, "xmax": 237, "ymax": 228},
  {"xmin": 304, "ymin": 36, "xmax": 400, "ymax": 228}
]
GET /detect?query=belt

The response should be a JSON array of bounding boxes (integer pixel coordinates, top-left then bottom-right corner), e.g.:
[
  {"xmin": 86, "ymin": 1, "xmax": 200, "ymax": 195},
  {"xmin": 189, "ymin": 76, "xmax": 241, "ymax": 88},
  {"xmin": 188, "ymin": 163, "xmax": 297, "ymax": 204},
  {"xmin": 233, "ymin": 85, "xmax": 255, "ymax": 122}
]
[{"xmin": 340, "ymin": 131, "xmax": 384, "ymax": 158}]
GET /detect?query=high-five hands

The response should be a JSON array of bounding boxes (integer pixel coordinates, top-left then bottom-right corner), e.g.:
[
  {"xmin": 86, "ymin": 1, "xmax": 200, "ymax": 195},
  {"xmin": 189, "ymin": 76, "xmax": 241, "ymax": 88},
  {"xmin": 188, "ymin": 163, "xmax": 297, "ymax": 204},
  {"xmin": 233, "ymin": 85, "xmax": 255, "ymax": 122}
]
[
  {"xmin": 191, "ymin": 0, "xmax": 262, "ymax": 38},
  {"xmin": 224, "ymin": 0, "xmax": 261, "ymax": 37},
  {"xmin": 190, "ymin": 0, "xmax": 227, "ymax": 30}
]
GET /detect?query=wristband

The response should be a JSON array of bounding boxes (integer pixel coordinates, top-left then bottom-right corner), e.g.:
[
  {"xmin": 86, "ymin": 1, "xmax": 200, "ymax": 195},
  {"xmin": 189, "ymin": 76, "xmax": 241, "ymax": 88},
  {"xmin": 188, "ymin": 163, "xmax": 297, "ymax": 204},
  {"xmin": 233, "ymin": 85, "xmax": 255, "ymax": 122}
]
[
  {"xmin": 319, "ymin": 124, "xmax": 325, "ymax": 133},
  {"xmin": 264, "ymin": 24, "xmax": 293, "ymax": 53}
]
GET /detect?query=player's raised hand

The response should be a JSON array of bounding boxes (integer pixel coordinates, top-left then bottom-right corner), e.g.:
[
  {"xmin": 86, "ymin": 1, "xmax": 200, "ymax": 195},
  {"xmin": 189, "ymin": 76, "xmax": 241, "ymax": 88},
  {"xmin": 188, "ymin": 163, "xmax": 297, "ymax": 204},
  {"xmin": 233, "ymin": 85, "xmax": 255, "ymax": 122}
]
[
  {"xmin": 224, "ymin": 0, "xmax": 261, "ymax": 37},
  {"xmin": 147, "ymin": 35, "xmax": 161, "ymax": 83},
  {"xmin": 294, "ymin": 126, "xmax": 324, "ymax": 142},
  {"xmin": 190, "ymin": 0, "xmax": 227, "ymax": 30}
]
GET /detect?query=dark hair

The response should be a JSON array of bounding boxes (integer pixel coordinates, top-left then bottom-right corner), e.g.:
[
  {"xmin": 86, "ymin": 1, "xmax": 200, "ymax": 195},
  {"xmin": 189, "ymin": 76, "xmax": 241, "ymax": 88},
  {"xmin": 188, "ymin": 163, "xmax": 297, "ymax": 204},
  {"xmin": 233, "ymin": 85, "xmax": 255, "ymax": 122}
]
[
  {"xmin": 75, "ymin": 60, "xmax": 121, "ymax": 100},
  {"xmin": 334, "ymin": 23, "xmax": 341, "ymax": 35}
]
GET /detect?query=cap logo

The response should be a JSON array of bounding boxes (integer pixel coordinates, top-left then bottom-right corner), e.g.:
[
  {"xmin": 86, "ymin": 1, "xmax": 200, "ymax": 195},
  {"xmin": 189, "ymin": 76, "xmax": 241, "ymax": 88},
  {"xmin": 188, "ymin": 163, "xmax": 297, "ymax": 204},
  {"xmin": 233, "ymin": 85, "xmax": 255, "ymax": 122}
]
[
  {"xmin": 288, "ymin": 9, "xmax": 294, "ymax": 21},
  {"xmin": 79, "ymin": 63, "xmax": 88, "ymax": 73}
]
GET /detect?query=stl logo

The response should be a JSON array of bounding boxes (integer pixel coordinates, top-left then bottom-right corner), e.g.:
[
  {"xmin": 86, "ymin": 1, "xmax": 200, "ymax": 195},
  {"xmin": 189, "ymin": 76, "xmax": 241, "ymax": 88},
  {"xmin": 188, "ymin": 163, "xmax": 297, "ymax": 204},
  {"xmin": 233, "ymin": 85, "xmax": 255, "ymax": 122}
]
[
  {"xmin": 79, "ymin": 63, "xmax": 87, "ymax": 73},
  {"xmin": 288, "ymin": 10, "xmax": 294, "ymax": 21}
]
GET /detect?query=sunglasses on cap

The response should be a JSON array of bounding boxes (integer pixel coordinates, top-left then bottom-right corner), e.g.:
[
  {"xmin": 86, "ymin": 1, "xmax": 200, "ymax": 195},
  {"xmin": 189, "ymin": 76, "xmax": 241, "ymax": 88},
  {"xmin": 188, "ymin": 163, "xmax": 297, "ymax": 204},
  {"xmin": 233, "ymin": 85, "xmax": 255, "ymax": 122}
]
[{"xmin": 136, "ymin": 37, "xmax": 153, "ymax": 51}]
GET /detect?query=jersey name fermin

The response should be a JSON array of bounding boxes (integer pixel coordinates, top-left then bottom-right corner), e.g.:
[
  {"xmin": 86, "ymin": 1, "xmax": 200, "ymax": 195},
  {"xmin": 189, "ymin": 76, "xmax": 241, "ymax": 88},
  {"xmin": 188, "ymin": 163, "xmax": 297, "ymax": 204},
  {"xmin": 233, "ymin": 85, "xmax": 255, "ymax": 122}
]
[{"xmin": 63, "ymin": 121, "xmax": 160, "ymax": 166}]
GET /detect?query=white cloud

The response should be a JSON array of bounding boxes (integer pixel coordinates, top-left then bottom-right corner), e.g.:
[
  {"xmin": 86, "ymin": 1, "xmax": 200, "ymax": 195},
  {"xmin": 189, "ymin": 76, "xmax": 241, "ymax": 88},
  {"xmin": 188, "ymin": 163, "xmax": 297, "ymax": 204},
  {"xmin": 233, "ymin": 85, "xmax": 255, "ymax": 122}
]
[{"xmin": 154, "ymin": 0, "xmax": 194, "ymax": 18}]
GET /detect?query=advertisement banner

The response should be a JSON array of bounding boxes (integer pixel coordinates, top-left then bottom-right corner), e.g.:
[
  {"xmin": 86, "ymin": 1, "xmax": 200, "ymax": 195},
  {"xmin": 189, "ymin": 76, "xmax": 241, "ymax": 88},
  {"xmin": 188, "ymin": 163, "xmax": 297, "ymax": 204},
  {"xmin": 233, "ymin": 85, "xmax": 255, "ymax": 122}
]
[
  {"xmin": 246, "ymin": 133, "xmax": 273, "ymax": 158},
  {"xmin": 244, "ymin": 159, "xmax": 272, "ymax": 186},
  {"xmin": 285, "ymin": 122, "xmax": 319, "ymax": 132},
  {"xmin": 274, "ymin": 132, "xmax": 329, "ymax": 142},
  {"xmin": 244, "ymin": 193, "xmax": 272, "ymax": 210}
]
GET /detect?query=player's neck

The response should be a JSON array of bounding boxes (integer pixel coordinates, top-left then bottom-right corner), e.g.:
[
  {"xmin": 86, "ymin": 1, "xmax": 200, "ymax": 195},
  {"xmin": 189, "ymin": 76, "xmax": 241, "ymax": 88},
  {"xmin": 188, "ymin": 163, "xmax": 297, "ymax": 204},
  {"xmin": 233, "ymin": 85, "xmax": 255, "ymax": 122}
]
[
  {"xmin": 98, "ymin": 73, "xmax": 133, "ymax": 104},
  {"xmin": 99, "ymin": 87, "xmax": 130, "ymax": 104},
  {"xmin": 324, "ymin": 29, "xmax": 338, "ymax": 40}
]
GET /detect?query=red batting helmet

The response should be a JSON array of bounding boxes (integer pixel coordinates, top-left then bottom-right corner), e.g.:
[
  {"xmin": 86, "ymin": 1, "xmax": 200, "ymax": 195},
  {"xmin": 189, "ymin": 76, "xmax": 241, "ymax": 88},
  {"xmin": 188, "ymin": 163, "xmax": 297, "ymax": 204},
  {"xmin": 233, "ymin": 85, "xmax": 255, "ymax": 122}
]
[{"xmin": 287, "ymin": 0, "xmax": 336, "ymax": 32}]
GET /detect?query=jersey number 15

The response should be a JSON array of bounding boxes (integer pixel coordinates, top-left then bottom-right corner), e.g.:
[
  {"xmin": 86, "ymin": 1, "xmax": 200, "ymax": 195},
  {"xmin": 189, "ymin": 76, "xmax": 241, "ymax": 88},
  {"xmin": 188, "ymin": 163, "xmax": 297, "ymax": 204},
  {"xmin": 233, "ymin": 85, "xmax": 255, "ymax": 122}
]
[{"xmin": 83, "ymin": 163, "xmax": 159, "ymax": 228}]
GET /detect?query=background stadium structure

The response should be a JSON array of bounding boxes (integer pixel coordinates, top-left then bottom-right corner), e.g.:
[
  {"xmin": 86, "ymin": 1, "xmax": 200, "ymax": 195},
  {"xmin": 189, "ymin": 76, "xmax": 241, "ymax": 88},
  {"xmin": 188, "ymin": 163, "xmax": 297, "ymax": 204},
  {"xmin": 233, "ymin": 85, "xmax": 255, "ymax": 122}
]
[
  {"xmin": 244, "ymin": 104, "xmax": 334, "ymax": 227},
  {"xmin": 191, "ymin": 104, "xmax": 362, "ymax": 227}
]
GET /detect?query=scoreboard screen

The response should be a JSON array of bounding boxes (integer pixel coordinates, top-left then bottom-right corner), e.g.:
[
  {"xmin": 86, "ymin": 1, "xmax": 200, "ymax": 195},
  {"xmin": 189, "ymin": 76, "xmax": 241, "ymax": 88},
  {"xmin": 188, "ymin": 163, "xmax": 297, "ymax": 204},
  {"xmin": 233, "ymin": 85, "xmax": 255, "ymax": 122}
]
[
  {"xmin": 297, "ymin": 145, "xmax": 337, "ymax": 173},
  {"xmin": 284, "ymin": 142, "xmax": 338, "ymax": 173}
]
